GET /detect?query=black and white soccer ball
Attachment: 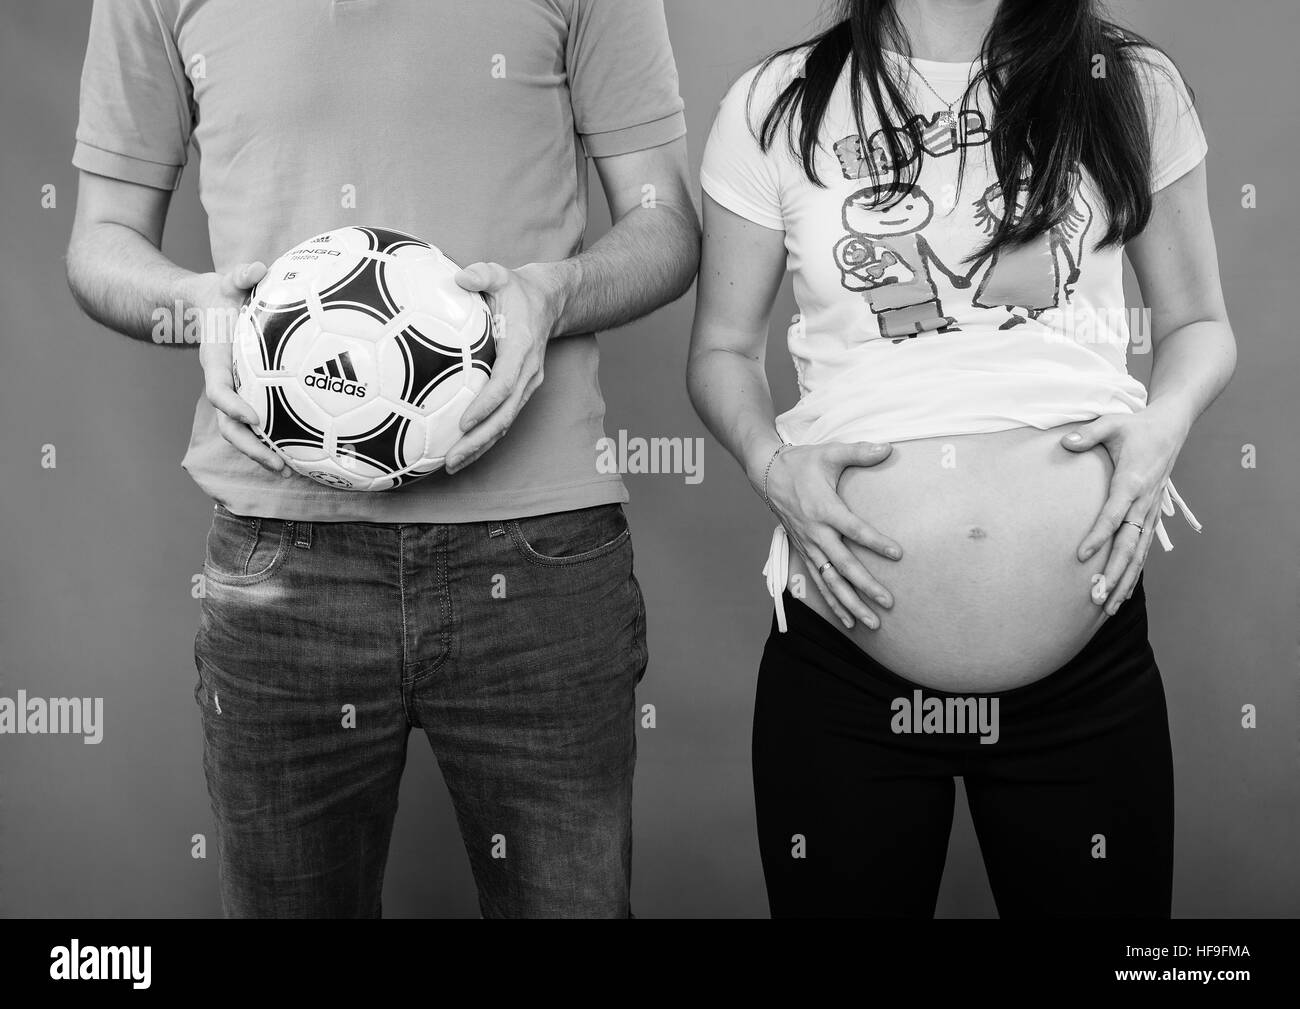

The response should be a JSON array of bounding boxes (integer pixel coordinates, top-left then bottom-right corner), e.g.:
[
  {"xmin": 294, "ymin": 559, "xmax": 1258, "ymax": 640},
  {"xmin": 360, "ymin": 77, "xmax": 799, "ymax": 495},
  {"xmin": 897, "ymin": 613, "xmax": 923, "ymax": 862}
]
[{"xmin": 231, "ymin": 226, "xmax": 495, "ymax": 491}]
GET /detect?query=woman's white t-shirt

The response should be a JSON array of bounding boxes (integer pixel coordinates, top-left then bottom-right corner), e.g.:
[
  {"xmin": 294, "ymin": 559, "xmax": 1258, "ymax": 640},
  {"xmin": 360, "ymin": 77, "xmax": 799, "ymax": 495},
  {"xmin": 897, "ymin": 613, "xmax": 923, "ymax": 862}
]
[{"xmin": 700, "ymin": 46, "xmax": 1208, "ymax": 449}]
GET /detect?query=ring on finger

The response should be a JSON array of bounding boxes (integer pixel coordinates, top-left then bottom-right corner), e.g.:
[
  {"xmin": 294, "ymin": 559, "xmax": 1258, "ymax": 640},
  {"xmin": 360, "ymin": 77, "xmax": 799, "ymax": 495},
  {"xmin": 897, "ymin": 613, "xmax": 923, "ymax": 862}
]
[
  {"xmin": 1120, "ymin": 519, "xmax": 1143, "ymax": 533},
  {"xmin": 817, "ymin": 561, "xmax": 835, "ymax": 576}
]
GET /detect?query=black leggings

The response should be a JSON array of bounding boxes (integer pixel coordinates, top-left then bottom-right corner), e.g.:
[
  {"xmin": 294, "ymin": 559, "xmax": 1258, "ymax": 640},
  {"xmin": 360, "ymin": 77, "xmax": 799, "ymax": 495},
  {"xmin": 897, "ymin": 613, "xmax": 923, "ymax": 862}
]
[{"xmin": 753, "ymin": 577, "xmax": 1173, "ymax": 918}]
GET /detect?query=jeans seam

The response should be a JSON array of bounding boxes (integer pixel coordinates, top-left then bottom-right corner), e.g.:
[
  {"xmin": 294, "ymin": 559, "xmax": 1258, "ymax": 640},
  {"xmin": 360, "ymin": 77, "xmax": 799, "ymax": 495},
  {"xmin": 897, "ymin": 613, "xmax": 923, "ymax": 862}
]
[
  {"xmin": 239, "ymin": 519, "xmax": 260, "ymax": 574},
  {"xmin": 398, "ymin": 525, "xmax": 409, "ymax": 670},
  {"xmin": 406, "ymin": 525, "xmax": 454, "ymax": 688}
]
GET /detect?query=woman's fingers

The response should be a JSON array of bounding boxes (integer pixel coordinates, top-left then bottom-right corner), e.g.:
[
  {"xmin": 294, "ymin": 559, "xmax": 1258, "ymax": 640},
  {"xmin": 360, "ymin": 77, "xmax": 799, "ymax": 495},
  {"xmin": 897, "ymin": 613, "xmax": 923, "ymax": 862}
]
[
  {"xmin": 1107, "ymin": 498, "xmax": 1163, "ymax": 613},
  {"xmin": 1079, "ymin": 478, "xmax": 1138, "ymax": 561},
  {"xmin": 829, "ymin": 440, "xmax": 893, "ymax": 468},
  {"xmin": 802, "ymin": 544, "xmax": 858, "ymax": 630},
  {"xmin": 815, "ymin": 528, "xmax": 892, "ymax": 611},
  {"xmin": 1061, "ymin": 415, "xmax": 1121, "ymax": 453},
  {"xmin": 810, "ymin": 532, "xmax": 884, "ymax": 628},
  {"xmin": 1094, "ymin": 494, "xmax": 1154, "ymax": 610},
  {"xmin": 823, "ymin": 497, "xmax": 903, "ymax": 560},
  {"xmin": 1093, "ymin": 502, "xmax": 1141, "ymax": 605}
]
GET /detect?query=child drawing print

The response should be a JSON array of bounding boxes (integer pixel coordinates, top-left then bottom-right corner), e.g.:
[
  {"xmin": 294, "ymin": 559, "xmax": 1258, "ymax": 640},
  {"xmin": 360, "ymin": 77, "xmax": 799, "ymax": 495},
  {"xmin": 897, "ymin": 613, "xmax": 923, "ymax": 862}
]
[
  {"xmin": 834, "ymin": 184, "xmax": 972, "ymax": 342},
  {"xmin": 968, "ymin": 181, "xmax": 1093, "ymax": 329},
  {"xmin": 833, "ymin": 109, "xmax": 990, "ymax": 179}
]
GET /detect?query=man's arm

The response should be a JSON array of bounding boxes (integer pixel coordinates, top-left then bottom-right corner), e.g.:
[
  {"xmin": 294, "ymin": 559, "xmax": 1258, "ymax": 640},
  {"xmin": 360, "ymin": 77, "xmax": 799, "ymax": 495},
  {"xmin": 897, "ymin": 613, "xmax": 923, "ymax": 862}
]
[
  {"xmin": 66, "ymin": 171, "xmax": 186, "ymax": 342},
  {"xmin": 446, "ymin": 136, "xmax": 701, "ymax": 472},
  {"xmin": 65, "ymin": 170, "xmax": 285, "ymax": 471},
  {"xmin": 552, "ymin": 136, "xmax": 701, "ymax": 335}
]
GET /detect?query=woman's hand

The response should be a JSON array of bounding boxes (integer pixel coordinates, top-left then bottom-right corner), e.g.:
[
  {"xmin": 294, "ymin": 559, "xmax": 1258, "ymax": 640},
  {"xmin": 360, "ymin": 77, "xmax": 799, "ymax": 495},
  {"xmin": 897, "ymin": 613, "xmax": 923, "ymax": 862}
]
[
  {"xmin": 759, "ymin": 441, "xmax": 903, "ymax": 630},
  {"xmin": 1062, "ymin": 402, "xmax": 1194, "ymax": 615}
]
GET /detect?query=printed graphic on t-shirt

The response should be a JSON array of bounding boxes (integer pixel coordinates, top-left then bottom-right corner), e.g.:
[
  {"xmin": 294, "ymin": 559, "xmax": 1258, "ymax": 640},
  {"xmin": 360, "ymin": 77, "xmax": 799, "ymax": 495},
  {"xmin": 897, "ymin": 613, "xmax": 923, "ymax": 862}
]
[{"xmin": 831, "ymin": 109, "xmax": 1093, "ymax": 343}]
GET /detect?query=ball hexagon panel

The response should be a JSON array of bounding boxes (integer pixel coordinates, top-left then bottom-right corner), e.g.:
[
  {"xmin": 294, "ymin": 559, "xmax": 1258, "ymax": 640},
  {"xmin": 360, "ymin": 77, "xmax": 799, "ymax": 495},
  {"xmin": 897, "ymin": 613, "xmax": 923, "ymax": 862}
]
[
  {"xmin": 423, "ymin": 385, "xmax": 481, "ymax": 462},
  {"xmin": 261, "ymin": 382, "xmax": 328, "ymax": 456},
  {"xmin": 331, "ymin": 398, "xmax": 426, "ymax": 477},
  {"xmin": 383, "ymin": 254, "xmax": 475, "ymax": 330},
  {"xmin": 239, "ymin": 300, "xmax": 313, "ymax": 374},
  {"xmin": 377, "ymin": 319, "xmax": 472, "ymax": 413},
  {"xmin": 316, "ymin": 255, "xmax": 399, "ymax": 325}
]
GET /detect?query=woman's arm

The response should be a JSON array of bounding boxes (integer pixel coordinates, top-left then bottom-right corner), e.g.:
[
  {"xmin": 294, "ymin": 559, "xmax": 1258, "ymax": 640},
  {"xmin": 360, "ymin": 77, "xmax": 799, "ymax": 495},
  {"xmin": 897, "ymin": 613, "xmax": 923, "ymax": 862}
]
[
  {"xmin": 1128, "ymin": 161, "xmax": 1237, "ymax": 426},
  {"xmin": 1063, "ymin": 161, "xmax": 1238, "ymax": 611},
  {"xmin": 687, "ymin": 194, "xmax": 901, "ymax": 629},
  {"xmin": 686, "ymin": 195, "xmax": 788, "ymax": 493}
]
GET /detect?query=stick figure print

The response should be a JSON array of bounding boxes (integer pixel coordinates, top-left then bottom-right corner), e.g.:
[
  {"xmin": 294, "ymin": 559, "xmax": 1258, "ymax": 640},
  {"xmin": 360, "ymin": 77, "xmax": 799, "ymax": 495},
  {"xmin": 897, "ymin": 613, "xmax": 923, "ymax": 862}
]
[
  {"xmin": 834, "ymin": 184, "xmax": 972, "ymax": 342},
  {"xmin": 968, "ymin": 180, "xmax": 1093, "ymax": 329}
]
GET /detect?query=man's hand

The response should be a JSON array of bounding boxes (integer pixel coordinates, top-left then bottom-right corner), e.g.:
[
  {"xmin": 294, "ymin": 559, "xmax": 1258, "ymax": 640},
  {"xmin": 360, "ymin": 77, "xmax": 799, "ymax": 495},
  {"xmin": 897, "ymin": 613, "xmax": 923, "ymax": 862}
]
[
  {"xmin": 191, "ymin": 261, "xmax": 289, "ymax": 474},
  {"xmin": 445, "ymin": 261, "xmax": 575, "ymax": 474}
]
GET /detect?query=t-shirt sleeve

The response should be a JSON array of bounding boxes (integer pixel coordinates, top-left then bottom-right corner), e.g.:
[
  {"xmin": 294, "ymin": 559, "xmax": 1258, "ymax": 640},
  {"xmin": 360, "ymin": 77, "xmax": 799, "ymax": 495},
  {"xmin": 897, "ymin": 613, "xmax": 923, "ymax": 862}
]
[
  {"xmin": 699, "ymin": 62, "xmax": 786, "ymax": 231},
  {"xmin": 1134, "ymin": 47, "xmax": 1208, "ymax": 193},
  {"xmin": 566, "ymin": 0, "xmax": 686, "ymax": 158},
  {"xmin": 72, "ymin": 0, "xmax": 193, "ymax": 191}
]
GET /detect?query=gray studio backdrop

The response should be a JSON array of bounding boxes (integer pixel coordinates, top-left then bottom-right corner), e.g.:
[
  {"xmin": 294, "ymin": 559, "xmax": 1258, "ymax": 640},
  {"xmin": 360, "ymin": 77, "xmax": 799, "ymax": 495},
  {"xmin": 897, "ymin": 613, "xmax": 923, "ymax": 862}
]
[{"xmin": 1, "ymin": 0, "xmax": 1296, "ymax": 917}]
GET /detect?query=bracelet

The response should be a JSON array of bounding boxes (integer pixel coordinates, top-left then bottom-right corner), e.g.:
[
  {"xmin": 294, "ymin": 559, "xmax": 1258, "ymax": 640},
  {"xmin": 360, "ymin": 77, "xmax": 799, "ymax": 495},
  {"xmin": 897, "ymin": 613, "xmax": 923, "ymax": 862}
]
[{"xmin": 760, "ymin": 442, "xmax": 792, "ymax": 512}]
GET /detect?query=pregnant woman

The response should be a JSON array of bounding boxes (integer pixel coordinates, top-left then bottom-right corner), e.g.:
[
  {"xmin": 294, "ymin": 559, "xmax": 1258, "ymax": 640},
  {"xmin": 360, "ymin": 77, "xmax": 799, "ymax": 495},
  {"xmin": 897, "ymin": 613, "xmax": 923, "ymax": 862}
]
[{"xmin": 688, "ymin": 0, "xmax": 1236, "ymax": 917}]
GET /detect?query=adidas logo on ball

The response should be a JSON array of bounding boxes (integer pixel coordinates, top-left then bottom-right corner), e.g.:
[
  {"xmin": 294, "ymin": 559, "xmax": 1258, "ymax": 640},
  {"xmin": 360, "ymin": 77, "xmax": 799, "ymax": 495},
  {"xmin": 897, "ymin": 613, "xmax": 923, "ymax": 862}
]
[{"xmin": 304, "ymin": 351, "xmax": 367, "ymax": 397}]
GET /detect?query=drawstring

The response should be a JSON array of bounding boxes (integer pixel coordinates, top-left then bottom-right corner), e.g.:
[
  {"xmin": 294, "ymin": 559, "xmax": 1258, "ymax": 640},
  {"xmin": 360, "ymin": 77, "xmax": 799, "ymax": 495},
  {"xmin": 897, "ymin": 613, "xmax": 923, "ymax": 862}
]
[
  {"xmin": 763, "ymin": 525, "xmax": 791, "ymax": 633},
  {"xmin": 1153, "ymin": 477, "xmax": 1202, "ymax": 552}
]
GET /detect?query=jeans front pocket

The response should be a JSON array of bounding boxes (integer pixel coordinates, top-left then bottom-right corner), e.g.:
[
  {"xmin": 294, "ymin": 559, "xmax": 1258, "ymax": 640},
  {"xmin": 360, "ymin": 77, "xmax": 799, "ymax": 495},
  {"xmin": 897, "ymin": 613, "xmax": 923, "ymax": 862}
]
[
  {"xmin": 506, "ymin": 504, "xmax": 631, "ymax": 567},
  {"xmin": 204, "ymin": 504, "xmax": 292, "ymax": 586}
]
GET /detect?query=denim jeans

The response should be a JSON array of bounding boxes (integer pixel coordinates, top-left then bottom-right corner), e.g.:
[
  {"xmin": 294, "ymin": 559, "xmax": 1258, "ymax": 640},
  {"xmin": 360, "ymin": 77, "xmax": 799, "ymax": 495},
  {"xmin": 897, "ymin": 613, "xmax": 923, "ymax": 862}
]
[{"xmin": 193, "ymin": 501, "xmax": 647, "ymax": 918}]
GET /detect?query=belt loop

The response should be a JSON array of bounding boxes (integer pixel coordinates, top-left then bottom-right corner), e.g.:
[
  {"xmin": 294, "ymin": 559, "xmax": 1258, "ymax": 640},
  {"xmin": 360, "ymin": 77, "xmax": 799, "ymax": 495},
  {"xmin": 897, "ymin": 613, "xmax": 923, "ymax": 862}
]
[
  {"xmin": 294, "ymin": 521, "xmax": 313, "ymax": 549},
  {"xmin": 487, "ymin": 520, "xmax": 506, "ymax": 538}
]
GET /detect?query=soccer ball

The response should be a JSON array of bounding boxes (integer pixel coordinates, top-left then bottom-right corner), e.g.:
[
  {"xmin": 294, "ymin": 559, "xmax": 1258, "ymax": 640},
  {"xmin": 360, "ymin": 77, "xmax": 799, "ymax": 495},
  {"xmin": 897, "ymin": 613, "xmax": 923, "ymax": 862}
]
[{"xmin": 230, "ymin": 225, "xmax": 495, "ymax": 491}]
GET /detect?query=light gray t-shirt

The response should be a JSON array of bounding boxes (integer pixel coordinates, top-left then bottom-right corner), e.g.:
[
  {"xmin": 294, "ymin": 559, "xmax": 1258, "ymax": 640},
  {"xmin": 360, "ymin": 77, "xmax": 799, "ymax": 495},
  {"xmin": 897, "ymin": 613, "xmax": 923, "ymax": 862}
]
[{"xmin": 74, "ymin": 0, "xmax": 686, "ymax": 522}]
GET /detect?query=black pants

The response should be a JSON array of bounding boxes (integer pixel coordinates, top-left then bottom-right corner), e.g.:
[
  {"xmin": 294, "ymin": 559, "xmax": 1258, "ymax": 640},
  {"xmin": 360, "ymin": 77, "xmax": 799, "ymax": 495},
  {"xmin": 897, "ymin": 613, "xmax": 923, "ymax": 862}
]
[{"xmin": 753, "ymin": 577, "xmax": 1174, "ymax": 918}]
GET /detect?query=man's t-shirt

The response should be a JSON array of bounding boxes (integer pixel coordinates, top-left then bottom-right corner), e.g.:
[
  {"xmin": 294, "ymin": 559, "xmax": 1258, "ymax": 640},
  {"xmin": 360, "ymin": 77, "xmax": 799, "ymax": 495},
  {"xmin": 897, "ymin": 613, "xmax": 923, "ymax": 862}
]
[{"xmin": 74, "ymin": 0, "xmax": 686, "ymax": 522}]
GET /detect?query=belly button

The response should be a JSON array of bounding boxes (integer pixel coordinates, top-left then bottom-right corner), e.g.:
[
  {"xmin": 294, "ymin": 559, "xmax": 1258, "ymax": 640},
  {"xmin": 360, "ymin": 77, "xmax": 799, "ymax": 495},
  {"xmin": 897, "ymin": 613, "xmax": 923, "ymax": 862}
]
[{"xmin": 967, "ymin": 526, "xmax": 988, "ymax": 541}]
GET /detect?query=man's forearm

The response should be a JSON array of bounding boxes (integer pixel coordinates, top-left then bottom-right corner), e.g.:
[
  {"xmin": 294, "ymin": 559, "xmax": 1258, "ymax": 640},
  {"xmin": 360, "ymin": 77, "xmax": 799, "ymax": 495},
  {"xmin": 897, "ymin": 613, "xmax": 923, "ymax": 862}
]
[
  {"xmin": 534, "ymin": 197, "xmax": 700, "ymax": 339},
  {"xmin": 66, "ymin": 221, "xmax": 202, "ymax": 345}
]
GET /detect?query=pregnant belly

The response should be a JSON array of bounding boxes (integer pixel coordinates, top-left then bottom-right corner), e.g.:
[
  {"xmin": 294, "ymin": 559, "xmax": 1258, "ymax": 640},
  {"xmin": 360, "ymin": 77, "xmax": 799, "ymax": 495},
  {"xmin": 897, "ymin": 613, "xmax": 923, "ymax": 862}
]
[{"xmin": 787, "ymin": 424, "xmax": 1116, "ymax": 691}]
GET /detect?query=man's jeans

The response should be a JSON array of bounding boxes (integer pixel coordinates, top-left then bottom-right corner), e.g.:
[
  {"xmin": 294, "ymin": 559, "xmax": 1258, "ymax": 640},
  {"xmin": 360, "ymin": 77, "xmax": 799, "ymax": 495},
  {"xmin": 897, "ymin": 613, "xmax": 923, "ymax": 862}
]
[{"xmin": 193, "ymin": 501, "xmax": 647, "ymax": 918}]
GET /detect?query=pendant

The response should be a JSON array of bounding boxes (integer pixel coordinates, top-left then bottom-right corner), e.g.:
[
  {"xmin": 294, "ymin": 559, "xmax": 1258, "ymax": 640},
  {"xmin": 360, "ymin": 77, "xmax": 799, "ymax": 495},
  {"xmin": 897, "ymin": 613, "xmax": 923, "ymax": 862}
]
[{"xmin": 939, "ymin": 108, "xmax": 957, "ymax": 126}]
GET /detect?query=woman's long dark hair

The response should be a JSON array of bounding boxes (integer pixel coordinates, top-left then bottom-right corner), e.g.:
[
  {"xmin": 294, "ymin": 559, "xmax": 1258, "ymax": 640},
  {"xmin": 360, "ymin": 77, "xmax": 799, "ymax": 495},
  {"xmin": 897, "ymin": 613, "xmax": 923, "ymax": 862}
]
[{"xmin": 753, "ymin": 0, "xmax": 1190, "ymax": 259}]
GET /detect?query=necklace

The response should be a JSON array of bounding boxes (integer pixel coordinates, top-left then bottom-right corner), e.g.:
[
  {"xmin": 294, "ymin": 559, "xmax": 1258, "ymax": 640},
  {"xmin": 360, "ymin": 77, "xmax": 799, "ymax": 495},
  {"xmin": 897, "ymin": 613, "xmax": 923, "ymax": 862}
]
[{"xmin": 905, "ymin": 58, "xmax": 978, "ymax": 127}]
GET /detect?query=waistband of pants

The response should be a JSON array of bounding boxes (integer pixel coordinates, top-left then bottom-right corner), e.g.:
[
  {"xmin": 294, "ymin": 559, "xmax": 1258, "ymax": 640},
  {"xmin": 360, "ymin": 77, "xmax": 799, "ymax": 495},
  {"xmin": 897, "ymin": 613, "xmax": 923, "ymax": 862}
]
[{"xmin": 773, "ymin": 574, "xmax": 1154, "ymax": 706}]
